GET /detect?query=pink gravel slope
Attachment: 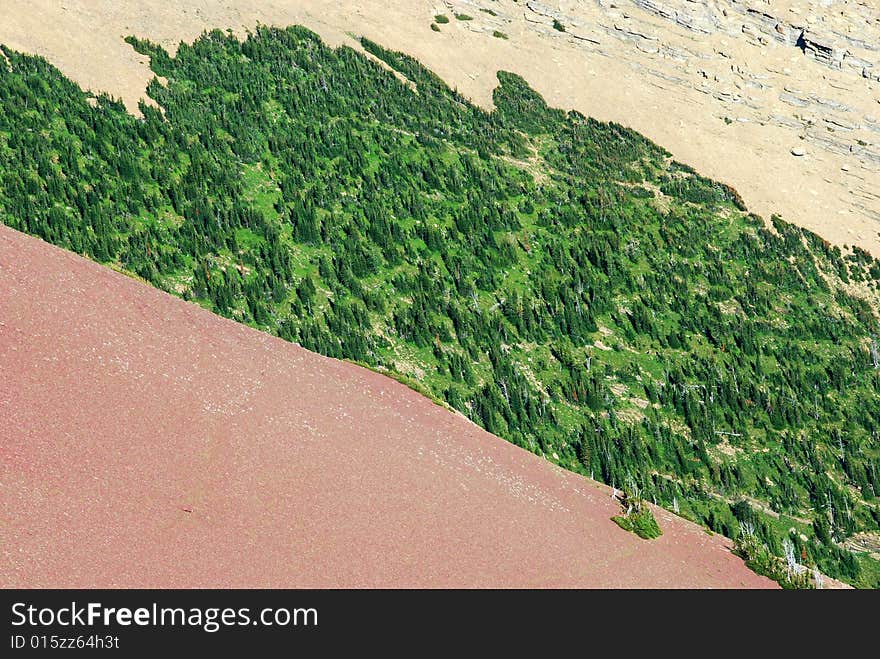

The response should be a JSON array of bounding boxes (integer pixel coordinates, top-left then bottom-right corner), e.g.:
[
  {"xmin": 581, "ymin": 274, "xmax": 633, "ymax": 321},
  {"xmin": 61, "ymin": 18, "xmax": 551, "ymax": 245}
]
[{"xmin": 0, "ymin": 226, "xmax": 775, "ymax": 588}]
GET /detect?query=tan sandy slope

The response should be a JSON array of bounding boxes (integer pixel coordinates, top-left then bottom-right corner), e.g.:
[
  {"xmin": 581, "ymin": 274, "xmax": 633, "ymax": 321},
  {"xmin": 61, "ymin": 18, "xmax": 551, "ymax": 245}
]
[{"xmin": 1, "ymin": 0, "xmax": 879, "ymax": 255}]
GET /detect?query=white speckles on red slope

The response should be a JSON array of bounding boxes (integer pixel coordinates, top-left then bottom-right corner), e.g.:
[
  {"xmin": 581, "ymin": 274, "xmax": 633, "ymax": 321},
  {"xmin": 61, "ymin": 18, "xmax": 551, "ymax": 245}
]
[{"xmin": 0, "ymin": 226, "xmax": 774, "ymax": 588}]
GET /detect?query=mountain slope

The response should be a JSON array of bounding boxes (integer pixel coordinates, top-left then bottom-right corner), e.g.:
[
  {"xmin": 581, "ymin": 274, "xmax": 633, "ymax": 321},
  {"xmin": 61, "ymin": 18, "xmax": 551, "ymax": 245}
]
[
  {"xmin": 1, "ymin": 29, "xmax": 878, "ymax": 586},
  {"xmin": 0, "ymin": 225, "xmax": 774, "ymax": 588},
  {"xmin": 0, "ymin": 0, "xmax": 878, "ymax": 255}
]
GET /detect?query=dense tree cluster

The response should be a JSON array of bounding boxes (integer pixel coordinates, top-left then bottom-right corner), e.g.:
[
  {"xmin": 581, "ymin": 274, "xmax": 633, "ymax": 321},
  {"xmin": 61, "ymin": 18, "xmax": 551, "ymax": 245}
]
[{"xmin": 1, "ymin": 26, "xmax": 878, "ymax": 585}]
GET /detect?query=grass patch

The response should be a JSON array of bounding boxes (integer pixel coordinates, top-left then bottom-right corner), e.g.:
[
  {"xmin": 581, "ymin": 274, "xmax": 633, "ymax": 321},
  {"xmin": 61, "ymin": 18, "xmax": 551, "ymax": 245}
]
[
  {"xmin": 853, "ymin": 554, "xmax": 880, "ymax": 589},
  {"xmin": 734, "ymin": 529, "xmax": 816, "ymax": 589},
  {"xmin": 434, "ymin": 14, "xmax": 450, "ymax": 24},
  {"xmin": 346, "ymin": 359, "xmax": 454, "ymax": 412},
  {"xmin": 611, "ymin": 487, "xmax": 662, "ymax": 540},
  {"xmin": 455, "ymin": 13, "xmax": 473, "ymax": 21},
  {"xmin": 493, "ymin": 31, "xmax": 508, "ymax": 40},
  {"xmin": 612, "ymin": 508, "xmax": 662, "ymax": 540}
]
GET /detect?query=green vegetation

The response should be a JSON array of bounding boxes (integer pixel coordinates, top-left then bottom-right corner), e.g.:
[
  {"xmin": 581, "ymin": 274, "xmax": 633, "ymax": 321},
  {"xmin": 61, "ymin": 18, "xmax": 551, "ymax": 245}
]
[
  {"xmin": 612, "ymin": 485, "xmax": 662, "ymax": 539},
  {"xmin": 854, "ymin": 552, "xmax": 880, "ymax": 589},
  {"xmin": 431, "ymin": 23, "xmax": 441, "ymax": 33},
  {"xmin": 1, "ymin": 26, "xmax": 878, "ymax": 586},
  {"xmin": 493, "ymin": 31, "xmax": 508, "ymax": 40},
  {"xmin": 454, "ymin": 13, "xmax": 473, "ymax": 21},
  {"xmin": 553, "ymin": 19, "xmax": 566, "ymax": 32},
  {"xmin": 734, "ymin": 519, "xmax": 816, "ymax": 588},
  {"xmin": 434, "ymin": 14, "xmax": 450, "ymax": 24},
  {"xmin": 612, "ymin": 510, "xmax": 662, "ymax": 540}
]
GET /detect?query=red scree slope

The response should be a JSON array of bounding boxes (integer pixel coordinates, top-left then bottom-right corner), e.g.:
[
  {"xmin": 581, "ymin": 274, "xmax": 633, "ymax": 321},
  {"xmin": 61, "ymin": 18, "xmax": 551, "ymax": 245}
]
[{"xmin": 0, "ymin": 226, "xmax": 774, "ymax": 588}]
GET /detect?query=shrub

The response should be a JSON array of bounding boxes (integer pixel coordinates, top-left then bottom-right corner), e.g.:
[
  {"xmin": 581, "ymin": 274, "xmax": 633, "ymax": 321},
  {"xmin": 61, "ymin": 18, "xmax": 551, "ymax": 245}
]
[
  {"xmin": 455, "ymin": 13, "xmax": 473, "ymax": 21},
  {"xmin": 493, "ymin": 31, "xmax": 508, "ymax": 40},
  {"xmin": 434, "ymin": 14, "xmax": 450, "ymax": 24},
  {"xmin": 734, "ymin": 527, "xmax": 816, "ymax": 589},
  {"xmin": 552, "ymin": 19, "xmax": 566, "ymax": 32},
  {"xmin": 431, "ymin": 23, "xmax": 441, "ymax": 32},
  {"xmin": 613, "ymin": 508, "xmax": 662, "ymax": 540},
  {"xmin": 611, "ymin": 487, "xmax": 662, "ymax": 540}
]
